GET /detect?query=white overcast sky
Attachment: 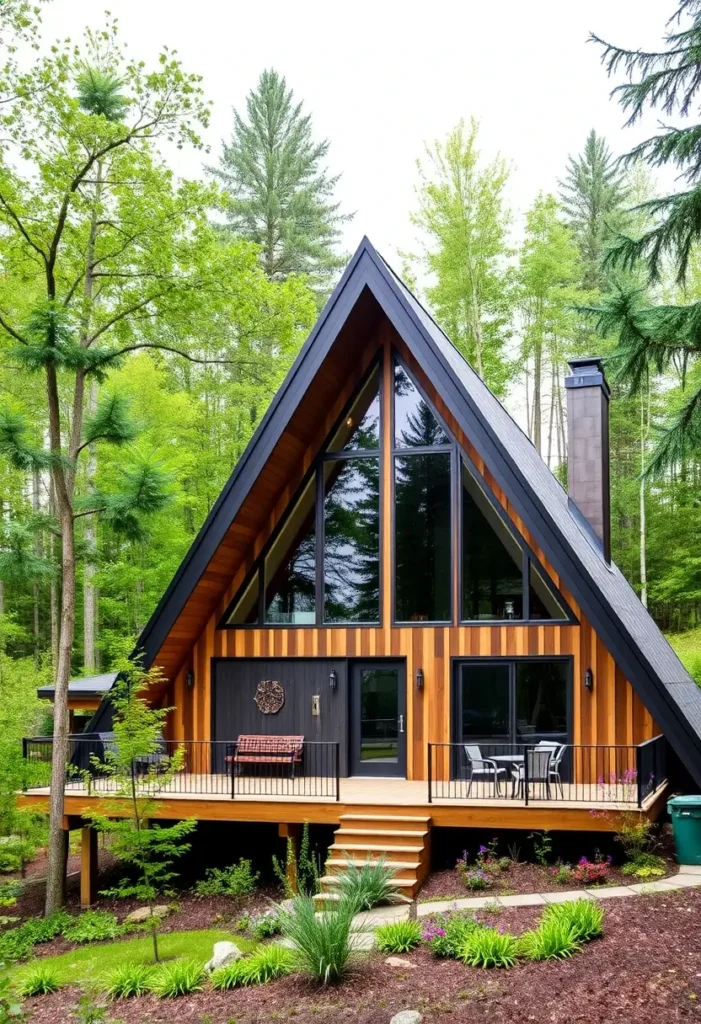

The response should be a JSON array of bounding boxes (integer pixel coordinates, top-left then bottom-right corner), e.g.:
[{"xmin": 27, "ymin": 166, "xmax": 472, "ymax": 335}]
[{"xmin": 39, "ymin": 0, "xmax": 674, "ymax": 266}]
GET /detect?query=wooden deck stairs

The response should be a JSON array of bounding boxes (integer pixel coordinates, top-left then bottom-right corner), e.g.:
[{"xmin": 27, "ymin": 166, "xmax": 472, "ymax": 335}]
[{"xmin": 315, "ymin": 811, "xmax": 432, "ymax": 908}]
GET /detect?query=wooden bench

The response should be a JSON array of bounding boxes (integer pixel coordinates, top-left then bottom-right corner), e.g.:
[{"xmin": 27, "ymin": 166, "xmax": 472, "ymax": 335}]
[{"xmin": 226, "ymin": 735, "xmax": 304, "ymax": 778}]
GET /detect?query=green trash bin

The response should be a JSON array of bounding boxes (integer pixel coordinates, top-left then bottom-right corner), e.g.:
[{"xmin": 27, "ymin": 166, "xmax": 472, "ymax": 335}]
[{"xmin": 668, "ymin": 795, "xmax": 701, "ymax": 865}]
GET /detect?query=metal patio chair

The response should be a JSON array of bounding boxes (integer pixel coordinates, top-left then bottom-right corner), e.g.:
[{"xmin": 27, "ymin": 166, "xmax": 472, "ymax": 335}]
[{"xmin": 463, "ymin": 744, "xmax": 507, "ymax": 797}]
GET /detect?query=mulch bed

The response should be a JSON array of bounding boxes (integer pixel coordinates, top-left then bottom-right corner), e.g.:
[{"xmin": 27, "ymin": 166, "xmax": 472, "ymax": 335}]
[
  {"xmin": 418, "ymin": 853, "xmax": 678, "ymax": 902},
  {"xmin": 21, "ymin": 888, "xmax": 701, "ymax": 1023}
]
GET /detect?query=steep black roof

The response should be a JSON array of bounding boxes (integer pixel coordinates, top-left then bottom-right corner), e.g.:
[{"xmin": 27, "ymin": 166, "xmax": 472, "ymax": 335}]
[{"xmin": 89, "ymin": 237, "xmax": 701, "ymax": 784}]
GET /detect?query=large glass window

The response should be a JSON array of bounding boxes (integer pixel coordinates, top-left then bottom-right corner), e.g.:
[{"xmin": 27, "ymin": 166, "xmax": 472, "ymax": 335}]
[
  {"xmin": 323, "ymin": 457, "xmax": 380, "ymax": 623},
  {"xmin": 327, "ymin": 366, "xmax": 380, "ymax": 452},
  {"xmin": 457, "ymin": 659, "xmax": 569, "ymax": 745},
  {"xmin": 394, "ymin": 363, "xmax": 450, "ymax": 448},
  {"xmin": 226, "ymin": 571, "xmax": 259, "ymax": 625},
  {"xmin": 395, "ymin": 451, "xmax": 451, "ymax": 621},
  {"xmin": 529, "ymin": 563, "xmax": 567, "ymax": 620},
  {"xmin": 462, "ymin": 465, "xmax": 523, "ymax": 620},
  {"xmin": 264, "ymin": 478, "xmax": 316, "ymax": 624}
]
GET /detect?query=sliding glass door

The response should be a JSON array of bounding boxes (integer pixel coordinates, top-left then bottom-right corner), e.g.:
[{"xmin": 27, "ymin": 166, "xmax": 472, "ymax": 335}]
[{"xmin": 456, "ymin": 659, "xmax": 570, "ymax": 748}]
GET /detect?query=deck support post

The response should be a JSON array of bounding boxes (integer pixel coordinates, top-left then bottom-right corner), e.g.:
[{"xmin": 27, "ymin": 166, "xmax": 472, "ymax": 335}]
[
  {"xmin": 278, "ymin": 823, "xmax": 302, "ymax": 895},
  {"xmin": 80, "ymin": 825, "xmax": 98, "ymax": 908}
]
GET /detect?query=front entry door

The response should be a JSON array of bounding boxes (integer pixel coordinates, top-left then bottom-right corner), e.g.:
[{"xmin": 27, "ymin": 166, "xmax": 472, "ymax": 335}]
[{"xmin": 350, "ymin": 662, "xmax": 406, "ymax": 777}]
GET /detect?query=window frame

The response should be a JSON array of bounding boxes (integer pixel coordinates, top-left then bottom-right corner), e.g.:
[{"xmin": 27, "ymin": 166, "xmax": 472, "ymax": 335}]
[
  {"xmin": 451, "ymin": 655, "xmax": 574, "ymax": 748},
  {"xmin": 391, "ymin": 353, "xmax": 456, "ymax": 626},
  {"xmin": 219, "ymin": 354, "xmax": 384, "ymax": 629},
  {"xmin": 458, "ymin": 454, "xmax": 576, "ymax": 626}
]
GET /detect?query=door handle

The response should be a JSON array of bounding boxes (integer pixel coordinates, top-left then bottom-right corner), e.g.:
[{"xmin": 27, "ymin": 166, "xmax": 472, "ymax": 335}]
[{"xmin": 398, "ymin": 714, "xmax": 405, "ymax": 734}]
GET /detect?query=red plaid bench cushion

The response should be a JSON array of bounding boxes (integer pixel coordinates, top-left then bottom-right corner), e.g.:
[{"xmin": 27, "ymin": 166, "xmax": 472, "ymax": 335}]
[{"xmin": 228, "ymin": 734, "xmax": 304, "ymax": 764}]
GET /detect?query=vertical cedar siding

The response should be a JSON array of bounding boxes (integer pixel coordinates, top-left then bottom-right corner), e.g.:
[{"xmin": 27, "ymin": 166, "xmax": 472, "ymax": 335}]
[{"xmin": 159, "ymin": 319, "xmax": 659, "ymax": 775}]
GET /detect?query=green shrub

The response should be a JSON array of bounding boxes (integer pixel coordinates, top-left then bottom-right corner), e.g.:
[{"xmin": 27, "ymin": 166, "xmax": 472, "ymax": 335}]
[
  {"xmin": 0, "ymin": 881, "xmax": 22, "ymax": 907},
  {"xmin": 19, "ymin": 963, "xmax": 60, "ymax": 997},
  {"xmin": 542, "ymin": 899, "xmax": 604, "ymax": 943},
  {"xmin": 24, "ymin": 910, "xmax": 72, "ymax": 944},
  {"xmin": 520, "ymin": 918, "xmax": 582, "ymax": 961},
  {"xmin": 152, "ymin": 959, "xmax": 205, "ymax": 998},
  {"xmin": 211, "ymin": 946, "xmax": 294, "ymax": 989},
  {"xmin": 456, "ymin": 926, "xmax": 519, "ymax": 969},
  {"xmin": 234, "ymin": 914, "xmax": 251, "ymax": 933},
  {"xmin": 0, "ymin": 970, "xmax": 23, "ymax": 1021},
  {"xmin": 280, "ymin": 894, "xmax": 356, "ymax": 985},
  {"xmin": 333, "ymin": 857, "xmax": 398, "ymax": 912},
  {"xmin": 195, "ymin": 859, "xmax": 260, "ymax": 899},
  {"xmin": 375, "ymin": 919, "xmax": 422, "ymax": 954},
  {"xmin": 0, "ymin": 837, "xmax": 35, "ymax": 875},
  {"xmin": 251, "ymin": 911, "xmax": 281, "ymax": 939},
  {"xmin": 0, "ymin": 926, "xmax": 35, "ymax": 962},
  {"xmin": 62, "ymin": 910, "xmax": 122, "ymax": 944},
  {"xmin": 107, "ymin": 963, "xmax": 154, "ymax": 1000},
  {"xmin": 621, "ymin": 853, "xmax": 666, "ymax": 879}
]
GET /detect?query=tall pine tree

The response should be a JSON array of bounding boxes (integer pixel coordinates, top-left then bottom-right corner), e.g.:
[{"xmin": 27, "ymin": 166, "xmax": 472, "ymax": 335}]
[
  {"xmin": 591, "ymin": 0, "xmax": 701, "ymax": 473},
  {"xmin": 559, "ymin": 129, "xmax": 628, "ymax": 291},
  {"xmin": 210, "ymin": 69, "xmax": 350, "ymax": 289}
]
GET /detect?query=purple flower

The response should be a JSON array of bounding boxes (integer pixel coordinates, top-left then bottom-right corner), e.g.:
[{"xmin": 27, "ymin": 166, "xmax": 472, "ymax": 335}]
[{"xmin": 478, "ymin": 845, "xmax": 488, "ymax": 855}]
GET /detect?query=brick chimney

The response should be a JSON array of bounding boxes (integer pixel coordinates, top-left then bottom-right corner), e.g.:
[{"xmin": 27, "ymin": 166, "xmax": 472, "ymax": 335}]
[{"xmin": 565, "ymin": 356, "xmax": 611, "ymax": 563}]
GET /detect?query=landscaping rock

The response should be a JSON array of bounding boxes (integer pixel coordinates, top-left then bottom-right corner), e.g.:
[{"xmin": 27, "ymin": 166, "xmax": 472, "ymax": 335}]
[
  {"xmin": 124, "ymin": 905, "xmax": 170, "ymax": 924},
  {"xmin": 384, "ymin": 956, "xmax": 417, "ymax": 969},
  {"xmin": 278, "ymin": 898, "xmax": 295, "ymax": 913},
  {"xmin": 389, "ymin": 1012, "xmax": 422, "ymax": 1024},
  {"xmin": 204, "ymin": 940, "xmax": 243, "ymax": 973}
]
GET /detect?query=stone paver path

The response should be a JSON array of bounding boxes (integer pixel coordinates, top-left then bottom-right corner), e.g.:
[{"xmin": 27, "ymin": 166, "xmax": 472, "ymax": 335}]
[{"xmin": 347, "ymin": 865, "xmax": 701, "ymax": 932}]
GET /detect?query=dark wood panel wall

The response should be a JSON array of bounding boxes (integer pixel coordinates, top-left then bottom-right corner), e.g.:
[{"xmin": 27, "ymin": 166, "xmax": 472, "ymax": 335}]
[{"xmin": 162, "ymin": 318, "xmax": 659, "ymax": 780}]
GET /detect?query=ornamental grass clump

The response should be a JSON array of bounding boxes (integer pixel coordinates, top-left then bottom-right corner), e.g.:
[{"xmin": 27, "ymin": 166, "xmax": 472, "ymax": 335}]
[
  {"xmin": 542, "ymin": 899, "xmax": 604, "ymax": 943},
  {"xmin": 456, "ymin": 926, "xmax": 519, "ymax": 969},
  {"xmin": 519, "ymin": 918, "xmax": 583, "ymax": 961},
  {"xmin": 151, "ymin": 959, "xmax": 205, "ymax": 998},
  {"xmin": 375, "ymin": 919, "xmax": 422, "ymax": 954},
  {"xmin": 211, "ymin": 945, "xmax": 294, "ymax": 989},
  {"xmin": 279, "ymin": 894, "xmax": 356, "ymax": 985},
  {"xmin": 19, "ymin": 964, "xmax": 60, "ymax": 997},
  {"xmin": 107, "ymin": 963, "xmax": 154, "ymax": 1000},
  {"xmin": 334, "ymin": 856, "xmax": 399, "ymax": 912}
]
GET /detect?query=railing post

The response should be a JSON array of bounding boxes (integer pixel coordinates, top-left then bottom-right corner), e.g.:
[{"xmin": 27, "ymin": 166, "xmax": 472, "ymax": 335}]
[
  {"xmin": 335, "ymin": 742, "xmax": 340, "ymax": 802},
  {"xmin": 636, "ymin": 742, "xmax": 643, "ymax": 808},
  {"xmin": 524, "ymin": 746, "xmax": 529, "ymax": 806},
  {"xmin": 231, "ymin": 741, "xmax": 237, "ymax": 800},
  {"xmin": 427, "ymin": 743, "xmax": 433, "ymax": 804}
]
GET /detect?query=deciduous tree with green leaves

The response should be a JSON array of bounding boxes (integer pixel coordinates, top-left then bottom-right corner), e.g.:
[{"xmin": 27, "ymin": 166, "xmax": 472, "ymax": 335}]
[
  {"xmin": 0, "ymin": 15, "xmax": 313, "ymax": 914},
  {"xmin": 81, "ymin": 659, "xmax": 196, "ymax": 963},
  {"xmin": 210, "ymin": 68, "xmax": 350, "ymax": 290},
  {"xmin": 406, "ymin": 118, "xmax": 513, "ymax": 396}
]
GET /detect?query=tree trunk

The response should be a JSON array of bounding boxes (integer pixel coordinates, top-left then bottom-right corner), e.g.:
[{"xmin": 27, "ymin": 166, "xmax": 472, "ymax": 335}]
[
  {"xmin": 83, "ymin": 379, "xmax": 98, "ymax": 672},
  {"xmin": 45, "ymin": 502, "xmax": 76, "ymax": 913},
  {"xmin": 533, "ymin": 342, "xmax": 542, "ymax": 453},
  {"xmin": 32, "ymin": 467, "xmax": 41, "ymax": 666},
  {"xmin": 640, "ymin": 384, "xmax": 648, "ymax": 609}
]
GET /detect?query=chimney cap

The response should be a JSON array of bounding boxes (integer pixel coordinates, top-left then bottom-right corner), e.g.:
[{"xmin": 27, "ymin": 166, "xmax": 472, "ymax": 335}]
[{"xmin": 565, "ymin": 356, "xmax": 609, "ymax": 397}]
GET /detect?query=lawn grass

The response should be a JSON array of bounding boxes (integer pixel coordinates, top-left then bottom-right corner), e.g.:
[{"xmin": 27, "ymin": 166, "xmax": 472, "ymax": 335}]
[
  {"xmin": 665, "ymin": 626, "xmax": 701, "ymax": 683},
  {"xmin": 10, "ymin": 930, "xmax": 257, "ymax": 989}
]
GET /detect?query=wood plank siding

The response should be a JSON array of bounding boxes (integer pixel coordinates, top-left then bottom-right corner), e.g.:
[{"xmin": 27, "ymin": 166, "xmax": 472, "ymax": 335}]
[{"xmin": 158, "ymin": 312, "xmax": 659, "ymax": 780}]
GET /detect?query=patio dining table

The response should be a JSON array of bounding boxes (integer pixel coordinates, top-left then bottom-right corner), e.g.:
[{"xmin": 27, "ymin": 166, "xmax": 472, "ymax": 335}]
[{"xmin": 490, "ymin": 753, "xmax": 524, "ymax": 797}]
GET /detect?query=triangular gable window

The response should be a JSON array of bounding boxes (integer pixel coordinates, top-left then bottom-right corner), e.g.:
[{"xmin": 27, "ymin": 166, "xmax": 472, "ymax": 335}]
[
  {"xmin": 394, "ymin": 362, "xmax": 450, "ymax": 448},
  {"xmin": 224, "ymin": 360, "xmax": 382, "ymax": 627},
  {"xmin": 460, "ymin": 460, "xmax": 569, "ymax": 622}
]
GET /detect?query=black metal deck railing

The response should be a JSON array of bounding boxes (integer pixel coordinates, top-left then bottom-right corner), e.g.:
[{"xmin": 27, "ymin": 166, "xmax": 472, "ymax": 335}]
[
  {"xmin": 22, "ymin": 737, "xmax": 340, "ymax": 802},
  {"xmin": 427, "ymin": 737, "xmax": 668, "ymax": 807}
]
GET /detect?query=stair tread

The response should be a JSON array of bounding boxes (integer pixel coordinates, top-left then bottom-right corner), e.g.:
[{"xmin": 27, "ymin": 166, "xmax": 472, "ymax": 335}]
[
  {"xmin": 330, "ymin": 843, "xmax": 424, "ymax": 853},
  {"xmin": 326, "ymin": 858, "xmax": 420, "ymax": 869},
  {"xmin": 321, "ymin": 874, "xmax": 414, "ymax": 888},
  {"xmin": 334, "ymin": 828, "xmax": 427, "ymax": 838}
]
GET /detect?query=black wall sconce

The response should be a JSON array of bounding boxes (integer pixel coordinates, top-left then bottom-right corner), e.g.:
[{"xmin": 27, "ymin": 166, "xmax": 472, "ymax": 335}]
[
  {"xmin": 584, "ymin": 667, "xmax": 594, "ymax": 692},
  {"xmin": 186, "ymin": 669, "xmax": 195, "ymax": 691},
  {"xmin": 329, "ymin": 669, "xmax": 337, "ymax": 691},
  {"xmin": 416, "ymin": 667, "xmax": 424, "ymax": 691}
]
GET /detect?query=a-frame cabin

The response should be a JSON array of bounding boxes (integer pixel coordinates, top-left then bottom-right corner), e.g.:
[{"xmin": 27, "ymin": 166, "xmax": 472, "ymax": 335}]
[{"xmin": 22, "ymin": 238, "xmax": 701, "ymax": 904}]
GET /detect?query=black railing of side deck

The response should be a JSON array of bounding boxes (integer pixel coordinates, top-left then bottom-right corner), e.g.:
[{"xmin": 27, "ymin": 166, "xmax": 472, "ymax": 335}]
[
  {"xmin": 427, "ymin": 741, "xmax": 668, "ymax": 806},
  {"xmin": 22, "ymin": 737, "xmax": 340, "ymax": 803},
  {"xmin": 636, "ymin": 735, "xmax": 667, "ymax": 807}
]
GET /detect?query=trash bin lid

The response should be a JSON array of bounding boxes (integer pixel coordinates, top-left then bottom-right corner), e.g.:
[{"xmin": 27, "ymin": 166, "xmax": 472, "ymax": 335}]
[{"xmin": 668, "ymin": 794, "xmax": 701, "ymax": 807}]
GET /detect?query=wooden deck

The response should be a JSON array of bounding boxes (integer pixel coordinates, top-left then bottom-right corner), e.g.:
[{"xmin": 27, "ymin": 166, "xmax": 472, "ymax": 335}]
[{"xmin": 18, "ymin": 775, "xmax": 668, "ymax": 833}]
